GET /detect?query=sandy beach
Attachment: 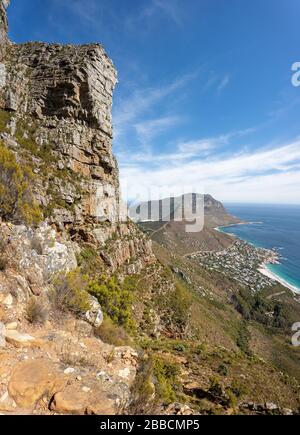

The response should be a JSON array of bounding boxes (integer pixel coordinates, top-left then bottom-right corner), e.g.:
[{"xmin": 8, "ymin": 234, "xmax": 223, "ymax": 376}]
[
  {"xmin": 216, "ymin": 223, "xmax": 300, "ymax": 294},
  {"xmin": 258, "ymin": 264, "xmax": 300, "ymax": 294}
]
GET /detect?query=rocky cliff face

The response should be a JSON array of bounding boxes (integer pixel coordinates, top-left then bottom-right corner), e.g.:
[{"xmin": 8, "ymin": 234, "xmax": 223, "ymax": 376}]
[
  {"xmin": 0, "ymin": 1, "xmax": 9, "ymax": 57},
  {"xmin": 0, "ymin": 1, "xmax": 153, "ymax": 272},
  {"xmin": 0, "ymin": 2, "xmax": 154, "ymax": 415}
]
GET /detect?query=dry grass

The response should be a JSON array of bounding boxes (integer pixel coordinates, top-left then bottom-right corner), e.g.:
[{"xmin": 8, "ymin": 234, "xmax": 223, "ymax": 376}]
[{"xmin": 25, "ymin": 298, "xmax": 48, "ymax": 324}]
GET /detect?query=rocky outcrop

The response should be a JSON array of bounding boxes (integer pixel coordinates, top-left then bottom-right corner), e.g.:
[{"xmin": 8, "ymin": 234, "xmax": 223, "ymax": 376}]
[
  {"xmin": 0, "ymin": 1, "xmax": 153, "ymax": 272},
  {"xmin": 0, "ymin": 329, "xmax": 139, "ymax": 414},
  {"xmin": 0, "ymin": 39, "xmax": 120, "ymax": 225},
  {"xmin": 0, "ymin": 1, "xmax": 9, "ymax": 59}
]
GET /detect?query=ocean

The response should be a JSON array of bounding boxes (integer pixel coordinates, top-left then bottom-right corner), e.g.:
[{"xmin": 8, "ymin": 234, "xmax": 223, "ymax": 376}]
[{"xmin": 218, "ymin": 203, "xmax": 300, "ymax": 293}]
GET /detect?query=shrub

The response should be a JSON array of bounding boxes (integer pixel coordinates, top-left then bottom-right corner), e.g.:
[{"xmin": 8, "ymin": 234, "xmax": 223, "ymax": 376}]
[
  {"xmin": 50, "ymin": 270, "xmax": 91, "ymax": 315},
  {"xmin": 0, "ymin": 235, "xmax": 8, "ymax": 271},
  {"xmin": 152, "ymin": 357, "xmax": 180, "ymax": 404},
  {"xmin": 25, "ymin": 298, "xmax": 48, "ymax": 324},
  {"xmin": 129, "ymin": 357, "xmax": 155, "ymax": 414},
  {"xmin": 95, "ymin": 316, "xmax": 131, "ymax": 346},
  {"xmin": 229, "ymin": 379, "xmax": 249, "ymax": 399},
  {"xmin": 0, "ymin": 109, "xmax": 12, "ymax": 132},
  {"xmin": 217, "ymin": 363, "xmax": 229, "ymax": 376},
  {"xmin": 236, "ymin": 321, "xmax": 252, "ymax": 356},
  {"xmin": 88, "ymin": 275, "xmax": 135, "ymax": 332},
  {"xmin": 173, "ymin": 343, "xmax": 186, "ymax": 352},
  {"xmin": 0, "ymin": 142, "xmax": 42, "ymax": 226},
  {"xmin": 209, "ymin": 376, "xmax": 223, "ymax": 399},
  {"xmin": 76, "ymin": 246, "xmax": 102, "ymax": 276},
  {"xmin": 225, "ymin": 388, "xmax": 238, "ymax": 408}
]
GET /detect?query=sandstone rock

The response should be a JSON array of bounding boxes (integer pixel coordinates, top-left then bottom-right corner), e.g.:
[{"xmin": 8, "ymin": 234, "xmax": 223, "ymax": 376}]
[
  {"xmin": 6, "ymin": 322, "xmax": 18, "ymax": 330},
  {"xmin": 164, "ymin": 403, "xmax": 195, "ymax": 416},
  {"xmin": 8, "ymin": 360, "xmax": 67, "ymax": 409},
  {"xmin": 0, "ymin": 322, "xmax": 5, "ymax": 347},
  {"xmin": 0, "ymin": 0, "xmax": 155, "ymax": 276},
  {"xmin": 265, "ymin": 402, "xmax": 278, "ymax": 411},
  {"xmin": 85, "ymin": 398, "xmax": 116, "ymax": 416},
  {"xmin": 64, "ymin": 367, "xmax": 75, "ymax": 375},
  {"xmin": 75, "ymin": 319, "xmax": 93, "ymax": 337},
  {"xmin": 85, "ymin": 295, "xmax": 103, "ymax": 328},
  {"xmin": 2, "ymin": 293, "xmax": 13, "ymax": 307},
  {"xmin": 282, "ymin": 408, "xmax": 293, "ymax": 416},
  {"xmin": 5, "ymin": 330, "xmax": 41, "ymax": 348},
  {"xmin": 0, "ymin": 1, "xmax": 9, "ymax": 58},
  {"xmin": 50, "ymin": 384, "xmax": 88, "ymax": 415},
  {"xmin": 51, "ymin": 383, "xmax": 116, "ymax": 415},
  {"xmin": 0, "ymin": 390, "xmax": 17, "ymax": 412},
  {"xmin": 7, "ymin": 223, "xmax": 78, "ymax": 283}
]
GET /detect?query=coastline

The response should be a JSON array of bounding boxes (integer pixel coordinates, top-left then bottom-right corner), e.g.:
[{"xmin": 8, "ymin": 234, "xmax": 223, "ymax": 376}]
[
  {"xmin": 215, "ymin": 223, "xmax": 300, "ymax": 294},
  {"xmin": 258, "ymin": 264, "xmax": 300, "ymax": 293}
]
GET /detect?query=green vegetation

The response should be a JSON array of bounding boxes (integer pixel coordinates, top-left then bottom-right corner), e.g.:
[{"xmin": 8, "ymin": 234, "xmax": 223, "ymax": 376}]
[
  {"xmin": 0, "ymin": 141, "xmax": 42, "ymax": 226},
  {"xmin": 88, "ymin": 275, "xmax": 136, "ymax": 332},
  {"xmin": 50, "ymin": 270, "xmax": 91, "ymax": 315},
  {"xmin": 232, "ymin": 288, "xmax": 292, "ymax": 331},
  {"xmin": 152, "ymin": 356, "xmax": 180, "ymax": 404},
  {"xmin": 236, "ymin": 321, "xmax": 252, "ymax": 356},
  {"xmin": 76, "ymin": 246, "xmax": 103, "ymax": 276},
  {"xmin": 0, "ymin": 109, "xmax": 12, "ymax": 133},
  {"xmin": 0, "ymin": 238, "xmax": 8, "ymax": 272},
  {"xmin": 129, "ymin": 357, "xmax": 155, "ymax": 414}
]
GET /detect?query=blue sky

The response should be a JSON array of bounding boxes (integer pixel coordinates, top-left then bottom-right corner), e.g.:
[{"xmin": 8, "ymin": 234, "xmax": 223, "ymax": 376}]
[{"xmin": 8, "ymin": 0, "xmax": 300, "ymax": 204}]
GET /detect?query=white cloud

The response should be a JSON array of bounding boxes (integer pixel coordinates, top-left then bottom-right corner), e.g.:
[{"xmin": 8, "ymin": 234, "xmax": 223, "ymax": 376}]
[
  {"xmin": 134, "ymin": 116, "xmax": 181, "ymax": 143},
  {"xmin": 113, "ymin": 71, "xmax": 198, "ymax": 139},
  {"xmin": 125, "ymin": 0, "xmax": 183, "ymax": 29},
  {"xmin": 217, "ymin": 75, "xmax": 230, "ymax": 92},
  {"xmin": 118, "ymin": 127, "xmax": 257, "ymax": 165},
  {"xmin": 152, "ymin": 0, "xmax": 183, "ymax": 26},
  {"xmin": 120, "ymin": 139, "xmax": 300, "ymax": 204}
]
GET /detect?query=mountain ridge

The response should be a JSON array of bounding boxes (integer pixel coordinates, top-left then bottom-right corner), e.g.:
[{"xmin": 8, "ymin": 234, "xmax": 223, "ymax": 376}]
[{"xmin": 133, "ymin": 193, "xmax": 242, "ymax": 254}]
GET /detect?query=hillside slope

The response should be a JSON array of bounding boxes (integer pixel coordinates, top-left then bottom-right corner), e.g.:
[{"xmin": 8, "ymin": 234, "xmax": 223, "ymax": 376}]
[
  {"xmin": 136, "ymin": 194, "xmax": 241, "ymax": 254},
  {"xmin": 0, "ymin": 1, "xmax": 299, "ymax": 417}
]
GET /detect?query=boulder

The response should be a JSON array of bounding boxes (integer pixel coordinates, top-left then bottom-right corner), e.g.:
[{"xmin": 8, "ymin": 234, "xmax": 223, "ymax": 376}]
[
  {"xmin": 5, "ymin": 330, "xmax": 41, "ymax": 348},
  {"xmin": 51, "ymin": 383, "xmax": 116, "ymax": 415},
  {"xmin": 75, "ymin": 319, "xmax": 93, "ymax": 337},
  {"xmin": 8, "ymin": 360, "xmax": 67, "ymax": 409},
  {"xmin": 50, "ymin": 384, "xmax": 88, "ymax": 415},
  {"xmin": 85, "ymin": 296, "xmax": 103, "ymax": 328},
  {"xmin": 265, "ymin": 402, "xmax": 278, "ymax": 411}
]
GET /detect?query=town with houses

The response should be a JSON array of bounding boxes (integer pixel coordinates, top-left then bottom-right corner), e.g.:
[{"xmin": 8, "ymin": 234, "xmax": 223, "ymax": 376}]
[{"xmin": 189, "ymin": 240, "xmax": 279, "ymax": 292}]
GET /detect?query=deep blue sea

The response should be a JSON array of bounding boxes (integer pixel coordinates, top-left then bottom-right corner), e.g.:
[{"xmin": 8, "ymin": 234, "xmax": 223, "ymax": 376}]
[{"xmin": 219, "ymin": 204, "xmax": 300, "ymax": 293}]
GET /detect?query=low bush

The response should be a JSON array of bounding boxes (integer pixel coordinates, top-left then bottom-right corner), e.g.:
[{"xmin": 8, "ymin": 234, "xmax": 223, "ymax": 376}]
[
  {"xmin": 88, "ymin": 275, "xmax": 136, "ymax": 332},
  {"xmin": 25, "ymin": 297, "xmax": 48, "ymax": 324},
  {"xmin": 95, "ymin": 316, "xmax": 131, "ymax": 346},
  {"xmin": 129, "ymin": 357, "xmax": 155, "ymax": 415},
  {"xmin": 152, "ymin": 356, "xmax": 180, "ymax": 404},
  {"xmin": 217, "ymin": 363, "xmax": 229, "ymax": 376},
  {"xmin": 0, "ymin": 142, "xmax": 42, "ymax": 226},
  {"xmin": 50, "ymin": 270, "xmax": 91, "ymax": 315}
]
